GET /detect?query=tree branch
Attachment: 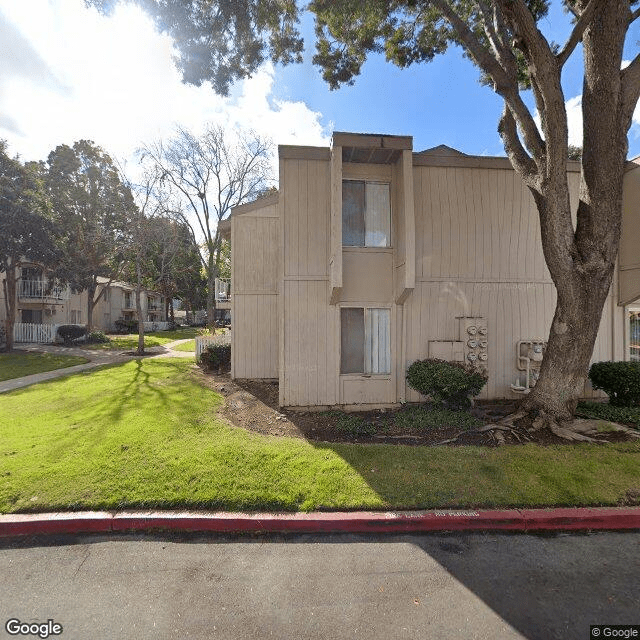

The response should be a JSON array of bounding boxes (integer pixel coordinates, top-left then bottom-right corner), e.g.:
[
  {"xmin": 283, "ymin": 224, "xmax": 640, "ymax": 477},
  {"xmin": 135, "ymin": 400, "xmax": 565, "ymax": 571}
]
[
  {"xmin": 557, "ymin": 0, "xmax": 603, "ymax": 67},
  {"xmin": 433, "ymin": 0, "xmax": 546, "ymax": 167},
  {"xmin": 498, "ymin": 104, "xmax": 540, "ymax": 189},
  {"xmin": 621, "ymin": 52, "xmax": 640, "ymax": 125},
  {"xmin": 631, "ymin": 6, "xmax": 640, "ymax": 23}
]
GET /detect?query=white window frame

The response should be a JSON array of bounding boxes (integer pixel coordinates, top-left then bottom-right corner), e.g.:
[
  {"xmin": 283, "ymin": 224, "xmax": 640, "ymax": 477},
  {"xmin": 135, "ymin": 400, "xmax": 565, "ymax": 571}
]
[
  {"xmin": 340, "ymin": 305, "xmax": 391, "ymax": 375},
  {"xmin": 342, "ymin": 180, "xmax": 392, "ymax": 248}
]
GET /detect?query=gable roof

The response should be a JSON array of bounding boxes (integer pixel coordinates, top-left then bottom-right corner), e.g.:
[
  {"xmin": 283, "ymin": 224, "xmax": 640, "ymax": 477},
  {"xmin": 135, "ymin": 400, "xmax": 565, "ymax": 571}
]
[{"xmin": 416, "ymin": 144, "xmax": 468, "ymax": 157}]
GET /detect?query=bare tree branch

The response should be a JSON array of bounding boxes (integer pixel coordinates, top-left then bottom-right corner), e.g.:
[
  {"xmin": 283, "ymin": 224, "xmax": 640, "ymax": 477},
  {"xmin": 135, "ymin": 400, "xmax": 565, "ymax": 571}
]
[
  {"xmin": 621, "ymin": 52, "xmax": 640, "ymax": 124},
  {"xmin": 497, "ymin": 105, "xmax": 539, "ymax": 188},
  {"xmin": 557, "ymin": 0, "xmax": 604, "ymax": 67},
  {"xmin": 432, "ymin": 0, "xmax": 546, "ymax": 167}
]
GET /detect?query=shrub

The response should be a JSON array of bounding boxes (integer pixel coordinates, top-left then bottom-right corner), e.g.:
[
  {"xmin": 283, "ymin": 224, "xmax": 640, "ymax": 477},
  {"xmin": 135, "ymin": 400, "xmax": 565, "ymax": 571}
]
[
  {"xmin": 86, "ymin": 331, "xmax": 110, "ymax": 344},
  {"xmin": 198, "ymin": 344, "xmax": 231, "ymax": 372},
  {"xmin": 576, "ymin": 401, "xmax": 640, "ymax": 427},
  {"xmin": 406, "ymin": 359, "xmax": 488, "ymax": 409},
  {"xmin": 56, "ymin": 324, "xmax": 87, "ymax": 346},
  {"xmin": 332, "ymin": 412, "xmax": 376, "ymax": 436},
  {"xmin": 114, "ymin": 318, "xmax": 137, "ymax": 334},
  {"xmin": 589, "ymin": 361, "xmax": 640, "ymax": 407},
  {"xmin": 392, "ymin": 405, "xmax": 483, "ymax": 430}
]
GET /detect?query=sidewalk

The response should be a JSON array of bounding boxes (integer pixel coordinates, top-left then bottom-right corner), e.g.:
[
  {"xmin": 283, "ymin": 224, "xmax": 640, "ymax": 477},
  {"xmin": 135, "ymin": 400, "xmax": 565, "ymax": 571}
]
[
  {"xmin": 1, "ymin": 507, "xmax": 639, "ymax": 538},
  {"xmin": 0, "ymin": 341, "xmax": 195, "ymax": 394}
]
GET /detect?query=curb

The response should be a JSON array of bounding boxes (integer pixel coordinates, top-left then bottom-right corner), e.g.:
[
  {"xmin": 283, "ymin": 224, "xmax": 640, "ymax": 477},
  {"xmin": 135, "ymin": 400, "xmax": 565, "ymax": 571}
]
[{"xmin": 1, "ymin": 507, "xmax": 639, "ymax": 538}]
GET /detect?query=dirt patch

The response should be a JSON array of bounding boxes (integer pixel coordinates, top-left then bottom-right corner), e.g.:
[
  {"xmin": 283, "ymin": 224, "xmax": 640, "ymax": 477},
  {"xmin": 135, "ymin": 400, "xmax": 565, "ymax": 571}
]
[{"xmin": 191, "ymin": 369, "xmax": 640, "ymax": 447}]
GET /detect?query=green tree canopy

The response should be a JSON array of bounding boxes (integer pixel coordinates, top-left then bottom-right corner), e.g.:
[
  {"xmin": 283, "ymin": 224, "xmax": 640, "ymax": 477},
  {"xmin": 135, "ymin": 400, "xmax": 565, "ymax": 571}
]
[
  {"xmin": 45, "ymin": 140, "xmax": 137, "ymax": 330},
  {"xmin": 0, "ymin": 142, "xmax": 60, "ymax": 350}
]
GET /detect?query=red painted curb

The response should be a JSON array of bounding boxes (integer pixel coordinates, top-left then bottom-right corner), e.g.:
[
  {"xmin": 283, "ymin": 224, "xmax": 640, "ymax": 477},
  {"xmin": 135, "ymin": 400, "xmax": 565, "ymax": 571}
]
[
  {"xmin": 520, "ymin": 507, "xmax": 640, "ymax": 531},
  {"xmin": 0, "ymin": 508, "xmax": 640, "ymax": 537},
  {"xmin": 1, "ymin": 508, "xmax": 639, "ymax": 538}
]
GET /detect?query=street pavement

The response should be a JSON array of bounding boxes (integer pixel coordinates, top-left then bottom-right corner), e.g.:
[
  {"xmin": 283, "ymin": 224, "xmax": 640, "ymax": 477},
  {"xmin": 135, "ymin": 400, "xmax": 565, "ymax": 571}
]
[{"xmin": 1, "ymin": 531, "xmax": 638, "ymax": 640}]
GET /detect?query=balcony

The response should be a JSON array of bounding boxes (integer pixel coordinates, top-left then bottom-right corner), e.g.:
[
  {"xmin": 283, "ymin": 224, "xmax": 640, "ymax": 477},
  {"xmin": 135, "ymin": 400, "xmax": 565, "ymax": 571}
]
[
  {"xmin": 19, "ymin": 280, "xmax": 68, "ymax": 302},
  {"xmin": 215, "ymin": 278, "xmax": 231, "ymax": 309}
]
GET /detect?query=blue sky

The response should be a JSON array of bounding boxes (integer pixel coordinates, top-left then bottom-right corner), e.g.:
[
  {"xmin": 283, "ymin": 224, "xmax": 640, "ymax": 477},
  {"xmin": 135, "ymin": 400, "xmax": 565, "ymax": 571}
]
[
  {"xmin": 273, "ymin": 4, "xmax": 640, "ymax": 157},
  {"xmin": 1, "ymin": 0, "xmax": 639, "ymax": 168}
]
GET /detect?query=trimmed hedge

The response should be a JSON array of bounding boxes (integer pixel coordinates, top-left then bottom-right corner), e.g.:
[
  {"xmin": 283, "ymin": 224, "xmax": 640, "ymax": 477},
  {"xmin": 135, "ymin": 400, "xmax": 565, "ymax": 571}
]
[
  {"xmin": 407, "ymin": 358, "xmax": 488, "ymax": 409},
  {"xmin": 589, "ymin": 361, "xmax": 640, "ymax": 407},
  {"xmin": 56, "ymin": 324, "xmax": 87, "ymax": 346},
  {"xmin": 198, "ymin": 344, "xmax": 231, "ymax": 373},
  {"xmin": 114, "ymin": 318, "xmax": 138, "ymax": 334},
  {"xmin": 86, "ymin": 331, "xmax": 110, "ymax": 344}
]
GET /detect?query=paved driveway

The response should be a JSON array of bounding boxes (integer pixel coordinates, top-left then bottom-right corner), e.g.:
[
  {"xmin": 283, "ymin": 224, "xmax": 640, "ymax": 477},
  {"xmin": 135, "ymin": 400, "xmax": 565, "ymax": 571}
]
[{"xmin": 1, "ymin": 531, "xmax": 639, "ymax": 640}]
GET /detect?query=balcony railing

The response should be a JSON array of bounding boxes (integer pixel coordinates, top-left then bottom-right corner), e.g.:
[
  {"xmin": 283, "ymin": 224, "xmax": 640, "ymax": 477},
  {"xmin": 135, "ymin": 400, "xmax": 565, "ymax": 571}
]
[
  {"xmin": 215, "ymin": 278, "xmax": 231, "ymax": 303},
  {"xmin": 19, "ymin": 280, "xmax": 68, "ymax": 301}
]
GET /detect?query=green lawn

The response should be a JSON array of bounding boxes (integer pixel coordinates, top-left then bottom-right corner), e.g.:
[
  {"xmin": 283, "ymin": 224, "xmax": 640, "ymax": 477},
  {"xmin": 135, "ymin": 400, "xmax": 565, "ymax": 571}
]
[
  {"xmin": 1, "ymin": 358, "xmax": 639, "ymax": 514},
  {"xmin": 0, "ymin": 352, "xmax": 89, "ymax": 382},
  {"xmin": 91, "ymin": 327, "xmax": 204, "ymax": 350},
  {"xmin": 172, "ymin": 339, "xmax": 195, "ymax": 352}
]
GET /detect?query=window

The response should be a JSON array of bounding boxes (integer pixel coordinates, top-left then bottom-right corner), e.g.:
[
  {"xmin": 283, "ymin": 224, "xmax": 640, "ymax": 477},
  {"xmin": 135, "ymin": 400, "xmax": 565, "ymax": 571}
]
[
  {"xmin": 70, "ymin": 310, "xmax": 81, "ymax": 324},
  {"xmin": 21, "ymin": 309, "xmax": 43, "ymax": 324},
  {"xmin": 340, "ymin": 307, "xmax": 391, "ymax": 374},
  {"xmin": 342, "ymin": 180, "xmax": 391, "ymax": 247}
]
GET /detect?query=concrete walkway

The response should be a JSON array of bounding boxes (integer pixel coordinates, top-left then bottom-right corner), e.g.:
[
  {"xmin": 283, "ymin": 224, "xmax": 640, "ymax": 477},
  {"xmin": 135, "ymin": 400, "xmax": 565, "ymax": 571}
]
[{"xmin": 0, "ymin": 340, "xmax": 196, "ymax": 394}]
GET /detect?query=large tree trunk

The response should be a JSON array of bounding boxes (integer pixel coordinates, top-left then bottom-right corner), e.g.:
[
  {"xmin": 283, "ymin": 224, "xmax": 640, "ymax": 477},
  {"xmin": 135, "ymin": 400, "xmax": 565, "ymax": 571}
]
[
  {"xmin": 86, "ymin": 280, "xmax": 97, "ymax": 333},
  {"xmin": 206, "ymin": 250, "xmax": 216, "ymax": 332},
  {"xmin": 513, "ymin": 3, "xmax": 630, "ymax": 427},
  {"xmin": 135, "ymin": 259, "xmax": 145, "ymax": 355},
  {"xmin": 520, "ymin": 267, "xmax": 615, "ymax": 421},
  {"xmin": 2, "ymin": 267, "xmax": 17, "ymax": 352}
]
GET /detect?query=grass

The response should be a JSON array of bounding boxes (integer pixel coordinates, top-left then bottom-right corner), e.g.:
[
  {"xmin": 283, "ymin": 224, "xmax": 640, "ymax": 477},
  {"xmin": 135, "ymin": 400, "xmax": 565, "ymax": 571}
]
[
  {"xmin": 0, "ymin": 352, "xmax": 89, "ymax": 382},
  {"xmin": 391, "ymin": 405, "xmax": 484, "ymax": 430},
  {"xmin": 1, "ymin": 359, "xmax": 639, "ymax": 514},
  {"xmin": 89, "ymin": 327, "xmax": 203, "ymax": 350},
  {"xmin": 172, "ymin": 339, "xmax": 196, "ymax": 352},
  {"xmin": 577, "ymin": 401, "xmax": 640, "ymax": 428}
]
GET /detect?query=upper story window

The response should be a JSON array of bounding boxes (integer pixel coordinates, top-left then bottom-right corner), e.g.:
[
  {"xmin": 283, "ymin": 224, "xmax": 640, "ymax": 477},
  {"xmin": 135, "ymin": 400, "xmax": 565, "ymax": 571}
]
[{"xmin": 342, "ymin": 180, "xmax": 391, "ymax": 247}]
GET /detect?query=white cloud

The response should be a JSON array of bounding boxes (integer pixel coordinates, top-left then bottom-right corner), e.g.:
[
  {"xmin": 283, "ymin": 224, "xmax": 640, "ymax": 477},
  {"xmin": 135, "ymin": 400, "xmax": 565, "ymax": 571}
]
[
  {"xmin": 564, "ymin": 95, "xmax": 584, "ymax": 147},
  {"xmin": 0, "ymin": 0, "xmax": 329, "ymax": 169}
]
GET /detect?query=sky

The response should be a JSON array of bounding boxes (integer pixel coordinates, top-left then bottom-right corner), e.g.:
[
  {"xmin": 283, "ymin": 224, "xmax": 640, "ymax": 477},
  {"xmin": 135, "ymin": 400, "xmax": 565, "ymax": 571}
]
[{"xmin": 1, "ymin": 0, "xmax": 640, "ymax": 177}]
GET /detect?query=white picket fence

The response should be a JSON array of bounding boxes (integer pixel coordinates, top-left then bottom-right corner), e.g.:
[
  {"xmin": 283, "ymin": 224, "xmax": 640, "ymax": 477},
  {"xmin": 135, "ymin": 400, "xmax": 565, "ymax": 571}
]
[
  {"xmin": 13, "ymin": 323, "xmax": 60, "ymax": 344},
  {"xmin": 195, "ymin": 332, "xmax": 231, "ymax": 359},
  {"xmin": 143, "ymin": 321, "xmax": 170, "ymax": 332}
]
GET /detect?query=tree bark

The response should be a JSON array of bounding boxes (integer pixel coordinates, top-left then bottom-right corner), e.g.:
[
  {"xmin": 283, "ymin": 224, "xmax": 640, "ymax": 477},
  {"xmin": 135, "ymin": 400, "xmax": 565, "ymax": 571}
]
[
  {"xmin": 135, "ymin": 258, "xmax": 145, "ymax": 355},
  {"xmin": 86, "ymin": 280, "xmax": 96, "ymax": 333},
  {"xmin": 520, "ymin": 266, "xmax": 615, "ymax": 421},
  {"xmin": 2, "ymin": 265, "xmax": 17, "ymax": 352},
  {"xmin": 507, "ymin": 2, "xmax": 630, "ymax": 425},
  {"xmin": 206, "ymin": 248, "xmax": 217, "ymax": 332}
]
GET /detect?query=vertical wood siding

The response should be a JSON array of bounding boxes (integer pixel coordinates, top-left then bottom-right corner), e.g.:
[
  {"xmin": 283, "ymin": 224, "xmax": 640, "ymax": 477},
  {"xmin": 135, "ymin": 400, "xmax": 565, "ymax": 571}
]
[
  {"xmin": 232, "ymin": 210, "xmax": 279, "ymax": 379},
  {"xmin": 408, "ymin": 165, "xmax": 615, "ymax": 400},
  {"xmin": 281, "ymin": 156, "xmax": 336, "ymax": 405}
]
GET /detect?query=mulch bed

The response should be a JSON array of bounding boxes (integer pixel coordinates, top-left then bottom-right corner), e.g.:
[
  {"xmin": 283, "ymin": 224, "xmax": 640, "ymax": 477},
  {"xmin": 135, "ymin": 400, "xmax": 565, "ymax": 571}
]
[{"xmin": 191, "ymin": 369, "xmax": 640, "ymax": 447}]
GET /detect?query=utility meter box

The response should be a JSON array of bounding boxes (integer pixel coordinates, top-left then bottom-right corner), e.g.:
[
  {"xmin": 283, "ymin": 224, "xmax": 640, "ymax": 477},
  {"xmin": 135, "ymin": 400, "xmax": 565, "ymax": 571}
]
[
  {"xmin": 457, "ymin": 316, "xmax": 488, "ymax": 373},
  {"xmin": 428, "ymin": 340, "xmax": 464, "ymax": 362}
]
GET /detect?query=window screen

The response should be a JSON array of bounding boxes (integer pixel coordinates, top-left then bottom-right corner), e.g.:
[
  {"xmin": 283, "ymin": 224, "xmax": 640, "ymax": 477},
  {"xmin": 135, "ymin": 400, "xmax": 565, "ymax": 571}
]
[
  {"xmin": 342, "ymin": 181, "xmax": 365, "ymax": 246},
  {"xmin": 341, "ymin": 307, "xmax": 391, "ymax": 375},
  {"xmin": 341, "ymin": 307, "xmax": 364, "ymax": 373},
  {"xmin": 342, "ymin": 181, "xmax": 390, "ymax": 247},
  {"xmin": 365, "ymin": 183, "xmax": 391, "ymax": 247}
]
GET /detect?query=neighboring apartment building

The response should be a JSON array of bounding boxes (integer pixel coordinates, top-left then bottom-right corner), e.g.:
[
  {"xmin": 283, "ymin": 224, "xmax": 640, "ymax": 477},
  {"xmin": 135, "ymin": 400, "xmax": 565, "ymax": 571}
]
[
  {"xmin": 221, "ymin": 131, "xmax": 640, "ymax": 409},
  {"xmin": 0, "ymin": 268, "xmax": 167, "ymax": 334}
]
